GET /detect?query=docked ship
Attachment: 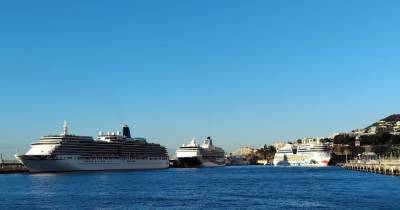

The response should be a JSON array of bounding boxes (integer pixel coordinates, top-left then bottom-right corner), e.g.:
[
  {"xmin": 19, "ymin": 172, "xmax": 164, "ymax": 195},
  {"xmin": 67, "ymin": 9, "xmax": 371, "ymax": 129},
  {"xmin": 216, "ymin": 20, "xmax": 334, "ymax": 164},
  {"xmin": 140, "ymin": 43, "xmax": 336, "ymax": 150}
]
[
  {"xmin": 176, "ymin": 137, "xmax": 225, "ymax": 167},
  {"xmin": 16, "ymin": 122, "xmax": 169, "ymax": 173},
  {"xmin": 273, "ymin": 138, "xmax": 331, "ymax": 167}
]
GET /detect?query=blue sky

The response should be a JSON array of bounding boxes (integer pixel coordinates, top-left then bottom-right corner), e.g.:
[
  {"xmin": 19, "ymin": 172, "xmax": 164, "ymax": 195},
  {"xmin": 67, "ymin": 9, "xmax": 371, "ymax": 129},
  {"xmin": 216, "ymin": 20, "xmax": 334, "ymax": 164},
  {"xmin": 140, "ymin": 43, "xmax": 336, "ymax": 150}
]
[{"xmin": 1, "ymin": 0, "xmax": 400, "ymax": 157}]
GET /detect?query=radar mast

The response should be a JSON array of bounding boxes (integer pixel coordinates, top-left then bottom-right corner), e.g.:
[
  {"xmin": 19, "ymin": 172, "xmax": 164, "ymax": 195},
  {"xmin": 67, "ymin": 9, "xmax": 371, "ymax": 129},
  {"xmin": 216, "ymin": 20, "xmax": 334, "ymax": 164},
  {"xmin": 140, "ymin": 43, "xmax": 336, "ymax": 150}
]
[{"xmin": 62, "ymin": 120, "xmax": 69, "ymax": 136}]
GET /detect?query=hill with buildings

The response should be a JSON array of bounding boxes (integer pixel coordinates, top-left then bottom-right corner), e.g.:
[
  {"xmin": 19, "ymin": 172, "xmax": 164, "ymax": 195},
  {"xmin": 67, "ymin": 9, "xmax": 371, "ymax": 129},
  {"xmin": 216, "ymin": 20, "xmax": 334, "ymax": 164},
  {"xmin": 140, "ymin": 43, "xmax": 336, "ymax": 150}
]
[
  {"xmin": 227, "ymin": 114, "xmax": 400, "ymax": 165},
  {"xmin": 364, "ymin": 114, "xmax": 400, "ymax": 133},
  {"xmin": 332, "ymin": 114, "xmax": 400, "ymax": 163}
]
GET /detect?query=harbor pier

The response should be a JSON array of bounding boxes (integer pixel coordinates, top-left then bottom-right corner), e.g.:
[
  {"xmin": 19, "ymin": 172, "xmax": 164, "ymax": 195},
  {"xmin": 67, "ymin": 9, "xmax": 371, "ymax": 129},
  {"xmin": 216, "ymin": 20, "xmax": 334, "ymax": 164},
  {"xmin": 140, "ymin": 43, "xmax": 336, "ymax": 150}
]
[{"xmin": 344, "ymin": 154, "xmax": 400, "ymax": 176}]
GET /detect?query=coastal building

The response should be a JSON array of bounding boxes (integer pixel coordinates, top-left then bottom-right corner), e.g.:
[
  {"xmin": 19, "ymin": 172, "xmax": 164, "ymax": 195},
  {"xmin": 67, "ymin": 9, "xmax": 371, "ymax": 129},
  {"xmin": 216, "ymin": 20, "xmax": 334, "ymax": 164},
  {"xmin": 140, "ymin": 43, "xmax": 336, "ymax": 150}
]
[
  {"xmin": 352, "ymin": 129, "xmax": 366, "ymax": 135},
  {"xmin": 355, "ymin": 140, "xmax": 361, "ymax": 147},
  {"xmin": 273, "ymin": 142, "xmax": 286, "ymax": 150},
  {"xmin": 393, "ymin": 122, "xmax": 400, "ymax": 132},
  {"xmin": 227, "ymin": 146, "xmax": 259, "ymax": 165},
  {"xmin": 368, "ymin": 126, "xmax": 377, "ymax": 134},
  {"xmin": 368, "ymin": 125, "xmax": 391, "ymax": 134},
  {"xmin": 231, "ymin": 146, "xmax": 257, "ymax": 156}
]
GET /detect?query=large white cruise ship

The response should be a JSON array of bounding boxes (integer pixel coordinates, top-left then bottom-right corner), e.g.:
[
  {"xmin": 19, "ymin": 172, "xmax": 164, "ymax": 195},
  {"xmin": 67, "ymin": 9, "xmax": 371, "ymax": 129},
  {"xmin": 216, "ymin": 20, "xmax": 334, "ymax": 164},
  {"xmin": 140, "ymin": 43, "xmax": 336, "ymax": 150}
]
[
  {"xmin": 273, "ymin": 138, "xmax": 331, "ymax": 167},
  {"xmin": 176, "ymin": 137, "xmax": 225, "ymax": 167},
  {"xmin": 16, "ymin": 122, "xmax": 169, "ymax": 173}
]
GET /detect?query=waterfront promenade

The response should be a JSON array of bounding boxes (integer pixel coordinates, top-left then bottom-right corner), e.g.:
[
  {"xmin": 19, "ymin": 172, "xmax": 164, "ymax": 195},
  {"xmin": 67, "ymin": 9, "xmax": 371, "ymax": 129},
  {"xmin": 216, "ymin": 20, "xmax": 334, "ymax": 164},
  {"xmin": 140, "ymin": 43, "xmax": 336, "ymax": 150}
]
[{"xmin": 344, "ymin": 155, "xmax": 400, "ymax": 176}]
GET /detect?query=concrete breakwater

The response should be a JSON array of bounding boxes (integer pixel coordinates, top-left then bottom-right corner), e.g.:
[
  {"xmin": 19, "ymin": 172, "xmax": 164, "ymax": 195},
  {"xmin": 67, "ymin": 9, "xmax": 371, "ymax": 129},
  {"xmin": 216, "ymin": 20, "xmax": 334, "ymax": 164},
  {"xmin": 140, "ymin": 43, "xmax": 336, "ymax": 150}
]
[{"xmin": 344, "ymin": 158, "xmax": 400, "ymax": 176}]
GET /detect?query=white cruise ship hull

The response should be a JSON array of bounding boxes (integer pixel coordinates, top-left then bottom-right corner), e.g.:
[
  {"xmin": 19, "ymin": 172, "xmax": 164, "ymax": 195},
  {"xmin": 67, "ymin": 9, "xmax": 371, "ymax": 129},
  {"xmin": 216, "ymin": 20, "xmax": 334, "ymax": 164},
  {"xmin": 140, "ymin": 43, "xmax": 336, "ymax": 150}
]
[
  {"xmin": 201, "ymin": 159, "xmax": 226, "ymax": 167},
  {"xmin": 16, "ymin": 155, "xmax": 169, "ymax": 173},
  {"xmin": 273, "ymin": 153, "xmax": 330, "ymax": 167}
]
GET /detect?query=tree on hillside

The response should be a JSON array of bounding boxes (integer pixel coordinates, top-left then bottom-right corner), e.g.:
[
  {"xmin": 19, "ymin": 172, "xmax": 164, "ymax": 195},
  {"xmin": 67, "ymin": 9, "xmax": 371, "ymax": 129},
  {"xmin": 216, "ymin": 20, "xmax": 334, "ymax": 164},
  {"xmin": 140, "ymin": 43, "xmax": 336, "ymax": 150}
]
[
  {"xmin": 257, "ymin": 144, "xmax": 277, "ymax": 160},
  {"xmin": 387, "ymin": 145, "xmax": 400, "ymax": 155}
]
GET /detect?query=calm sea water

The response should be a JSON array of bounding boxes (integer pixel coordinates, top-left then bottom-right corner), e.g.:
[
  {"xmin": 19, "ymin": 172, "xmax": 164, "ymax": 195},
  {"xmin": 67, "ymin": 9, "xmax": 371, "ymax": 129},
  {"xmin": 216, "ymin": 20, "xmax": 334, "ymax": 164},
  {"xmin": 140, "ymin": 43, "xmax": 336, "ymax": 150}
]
[{"xmin": 0, "ymin": 166, "xmax": 399, "ymax": 209}]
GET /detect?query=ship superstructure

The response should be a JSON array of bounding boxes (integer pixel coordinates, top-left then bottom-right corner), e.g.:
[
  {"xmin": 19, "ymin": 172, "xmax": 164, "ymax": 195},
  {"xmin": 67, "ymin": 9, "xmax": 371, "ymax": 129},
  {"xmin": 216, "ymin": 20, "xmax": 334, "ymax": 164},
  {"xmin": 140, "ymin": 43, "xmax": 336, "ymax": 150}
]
[
  {"xmin": 16, "ymin": 122, "xmax": 169, "ymax": 172},
  {"xmin": 176, "ymin": 137, "xmax": 225, "ymax": 167},
  {"xmin": 273, "ymin": 138, "xmax": 331, "ymax": 167}
]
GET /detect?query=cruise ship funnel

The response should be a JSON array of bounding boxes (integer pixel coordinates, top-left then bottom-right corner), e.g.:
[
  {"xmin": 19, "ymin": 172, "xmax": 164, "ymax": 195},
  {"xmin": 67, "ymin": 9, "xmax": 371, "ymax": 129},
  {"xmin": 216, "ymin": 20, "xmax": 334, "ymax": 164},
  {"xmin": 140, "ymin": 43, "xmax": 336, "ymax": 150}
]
[{"xmin": 123, "ymin": 125, "xmax": 131, "ymax": 138}]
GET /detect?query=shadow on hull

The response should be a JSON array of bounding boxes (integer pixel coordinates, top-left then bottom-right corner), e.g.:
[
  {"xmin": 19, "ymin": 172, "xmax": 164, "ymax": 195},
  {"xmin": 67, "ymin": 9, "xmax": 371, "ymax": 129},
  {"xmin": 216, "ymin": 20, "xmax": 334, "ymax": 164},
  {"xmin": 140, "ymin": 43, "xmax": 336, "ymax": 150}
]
[{"xmin": 177, "ymin": 157, "xmax": 202, "ymax": 167}]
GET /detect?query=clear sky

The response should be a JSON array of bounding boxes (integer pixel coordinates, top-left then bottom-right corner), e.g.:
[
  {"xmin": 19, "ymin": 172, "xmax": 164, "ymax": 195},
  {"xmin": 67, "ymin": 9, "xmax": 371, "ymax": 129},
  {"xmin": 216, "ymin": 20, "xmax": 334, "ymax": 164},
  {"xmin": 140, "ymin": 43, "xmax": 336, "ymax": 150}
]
[{"xmin": 1, "ymin": 0, "xmax": 400, "ymax": 158}]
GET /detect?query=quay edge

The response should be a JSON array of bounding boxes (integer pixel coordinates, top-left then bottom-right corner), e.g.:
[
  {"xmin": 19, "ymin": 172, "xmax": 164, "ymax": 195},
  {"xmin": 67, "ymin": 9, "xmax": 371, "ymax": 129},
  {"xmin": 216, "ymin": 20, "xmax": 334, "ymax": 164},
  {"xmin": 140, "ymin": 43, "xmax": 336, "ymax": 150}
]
[{"xmin": 344, "ymin": 159, "xmax": 400, "ymax": 176}]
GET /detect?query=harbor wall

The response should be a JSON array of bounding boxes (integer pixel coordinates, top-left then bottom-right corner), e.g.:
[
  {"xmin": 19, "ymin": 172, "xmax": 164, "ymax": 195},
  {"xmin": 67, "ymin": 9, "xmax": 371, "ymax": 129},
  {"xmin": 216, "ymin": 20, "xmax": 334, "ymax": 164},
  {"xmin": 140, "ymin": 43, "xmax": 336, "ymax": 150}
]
[{"xmin": 344, "ymin": 157, "xmax": 400, "ymax": 176}]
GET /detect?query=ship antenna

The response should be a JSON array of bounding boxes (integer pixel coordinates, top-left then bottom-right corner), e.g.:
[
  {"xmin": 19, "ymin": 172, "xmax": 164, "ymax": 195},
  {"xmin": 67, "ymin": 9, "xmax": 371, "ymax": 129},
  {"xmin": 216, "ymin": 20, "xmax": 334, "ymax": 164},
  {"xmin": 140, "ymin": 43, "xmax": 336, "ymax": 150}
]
[{"xmin": 62, "ymin": 120, "xmax": 69, "ymax": 136}]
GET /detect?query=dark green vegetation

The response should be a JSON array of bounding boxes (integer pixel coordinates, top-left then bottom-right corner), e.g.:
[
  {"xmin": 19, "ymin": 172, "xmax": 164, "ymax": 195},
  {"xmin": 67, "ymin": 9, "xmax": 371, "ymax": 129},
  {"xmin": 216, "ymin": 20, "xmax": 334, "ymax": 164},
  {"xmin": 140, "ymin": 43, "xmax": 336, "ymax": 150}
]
[
  {"xmin": 256, "ymin": 144, "xmax": 276, "ymax": 162},
  {"xmin": 333, "ymin": 133, "xmax": 400, "ymax": 153},
  {"xmin": 331, "ymin": 114, "xmax": 400, "ymax": 164}
]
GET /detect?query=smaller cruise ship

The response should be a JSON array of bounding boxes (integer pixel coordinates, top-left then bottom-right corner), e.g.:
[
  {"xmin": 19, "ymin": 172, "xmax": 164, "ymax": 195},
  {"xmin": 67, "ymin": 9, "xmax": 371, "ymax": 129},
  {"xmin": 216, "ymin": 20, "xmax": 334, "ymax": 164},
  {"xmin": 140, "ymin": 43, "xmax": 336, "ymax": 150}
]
[
  {"xmin": 176, "ymin": 137, "xmax": 225, "ymax": 167},
  {"xmin": 273, "ymin": 138, "xmax": 331, "ymax": 167}
]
